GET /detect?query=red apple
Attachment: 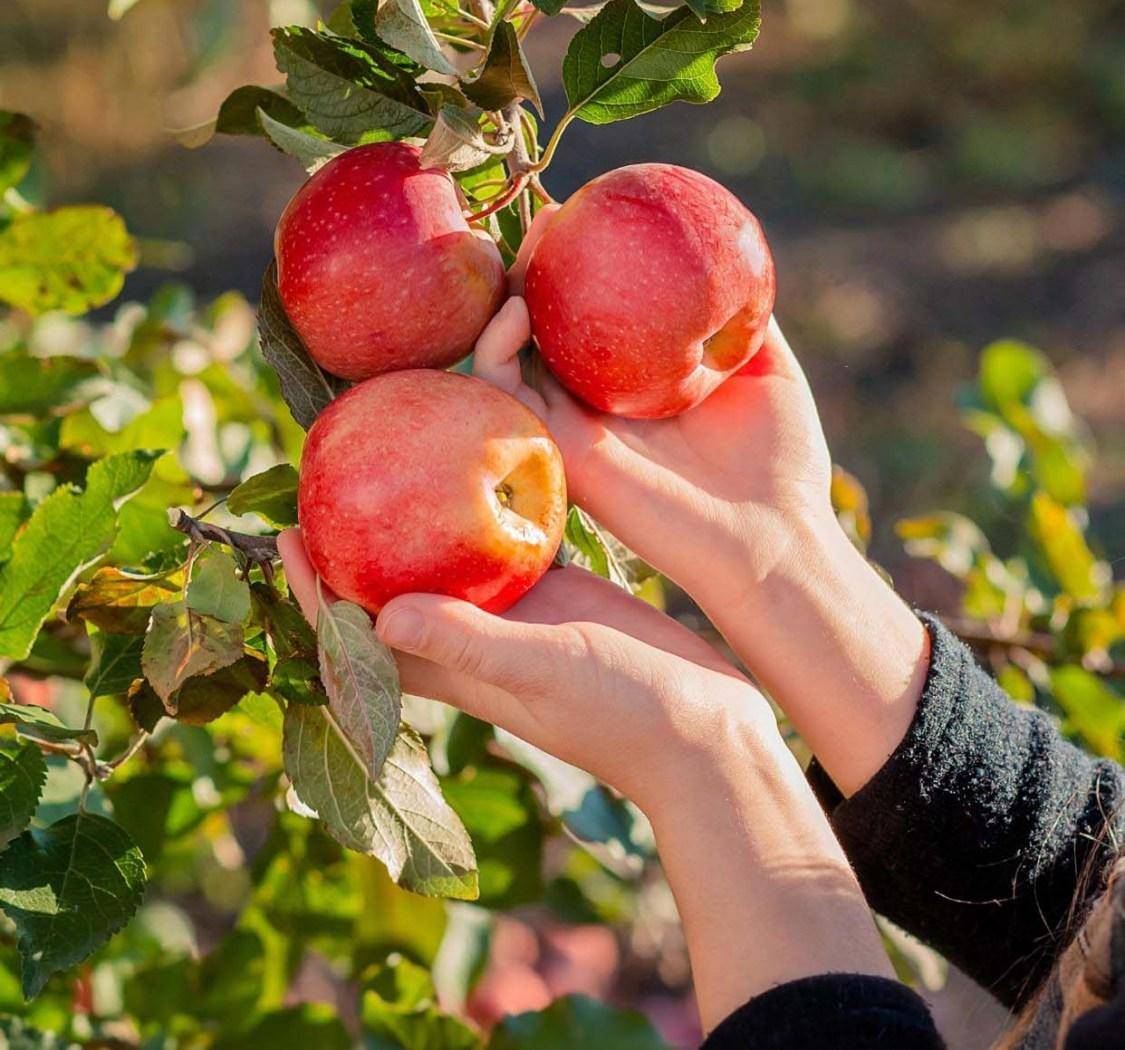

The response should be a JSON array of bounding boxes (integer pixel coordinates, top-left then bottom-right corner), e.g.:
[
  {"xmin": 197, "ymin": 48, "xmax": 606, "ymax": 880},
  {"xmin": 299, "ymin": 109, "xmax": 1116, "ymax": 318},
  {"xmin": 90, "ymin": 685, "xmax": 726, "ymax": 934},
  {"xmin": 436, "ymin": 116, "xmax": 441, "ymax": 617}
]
[
  {"xmin": 298, "ymin": 369, "xmax": 566, "ymax": 614},
  {"xmin": 524, "ymin": 164, "xmax": 776, "ymax": 419},
  {"xmin": 275, "ymin": 142, "xmax": 506, "ymax": 381}
]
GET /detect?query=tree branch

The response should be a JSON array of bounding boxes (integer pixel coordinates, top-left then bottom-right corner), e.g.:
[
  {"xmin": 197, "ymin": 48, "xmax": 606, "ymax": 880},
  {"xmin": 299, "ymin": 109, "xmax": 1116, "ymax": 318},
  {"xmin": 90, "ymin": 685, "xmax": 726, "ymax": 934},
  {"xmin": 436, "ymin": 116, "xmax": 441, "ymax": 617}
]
[
  {"xmin": 940, "ymin": 614, "xmax": 1125, "ymax": 680},
  {"xmin": 168, "ymin": 509, "xmax": 279, "ymax": 563}
]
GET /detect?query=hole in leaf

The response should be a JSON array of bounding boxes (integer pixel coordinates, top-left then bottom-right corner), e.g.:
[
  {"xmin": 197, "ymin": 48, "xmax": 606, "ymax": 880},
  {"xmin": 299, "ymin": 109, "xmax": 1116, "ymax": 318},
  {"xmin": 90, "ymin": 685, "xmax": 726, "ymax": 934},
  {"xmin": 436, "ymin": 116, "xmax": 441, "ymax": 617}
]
[{"xmin": 601, "ymin": 52, "xmax": 622, "ymax": 67}]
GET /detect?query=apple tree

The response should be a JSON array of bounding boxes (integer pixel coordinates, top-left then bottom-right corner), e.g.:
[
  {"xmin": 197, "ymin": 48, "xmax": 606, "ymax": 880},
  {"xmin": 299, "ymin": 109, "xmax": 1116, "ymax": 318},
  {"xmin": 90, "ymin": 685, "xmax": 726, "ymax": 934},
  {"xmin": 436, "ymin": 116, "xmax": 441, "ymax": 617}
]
[{"xmin": 0, "ymin": 0, "xmax": 1120, "ymax": 1045}]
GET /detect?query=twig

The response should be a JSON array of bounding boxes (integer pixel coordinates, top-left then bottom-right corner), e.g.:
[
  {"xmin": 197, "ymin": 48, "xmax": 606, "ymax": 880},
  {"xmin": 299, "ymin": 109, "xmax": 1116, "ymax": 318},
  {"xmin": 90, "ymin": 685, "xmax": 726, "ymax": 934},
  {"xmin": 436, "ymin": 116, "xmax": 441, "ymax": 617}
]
[
  {"xmin": 168, "ymin": 509, "xmax": 279, "ymax": 564},
  {"xmin": 34, "ymin": 738, "xmax": 85, "ymax": 761},
  {"xmin": 96, "ymin": 732, "xmax": 149, "ymax": 780},
  {"xmin": 503, "ymin": 101, "xmax": 534, "ymax": 233},
  {"xmin": 433, "ymin": 30, "xmax": 486, "ymax": 49},
  {"xmin": 941, "ymin": 614, "xmax": 1125, "ymax": 680}
]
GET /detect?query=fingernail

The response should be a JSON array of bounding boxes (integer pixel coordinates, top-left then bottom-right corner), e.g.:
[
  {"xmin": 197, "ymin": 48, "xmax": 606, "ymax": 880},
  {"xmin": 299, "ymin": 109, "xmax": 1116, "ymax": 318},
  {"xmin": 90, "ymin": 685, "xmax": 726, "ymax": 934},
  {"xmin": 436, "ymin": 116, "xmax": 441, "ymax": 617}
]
[{"xmin": 378, "ymin": 607, "xmax": 424, "ymax": 651}]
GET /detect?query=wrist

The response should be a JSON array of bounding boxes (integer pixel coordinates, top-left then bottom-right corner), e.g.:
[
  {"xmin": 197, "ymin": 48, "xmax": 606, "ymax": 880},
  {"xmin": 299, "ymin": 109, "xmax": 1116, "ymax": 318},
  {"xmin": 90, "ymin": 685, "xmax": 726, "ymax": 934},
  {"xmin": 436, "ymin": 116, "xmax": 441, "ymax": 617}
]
[
  {"xmin": 639, "ymin": 703, "xmax": 798, "ymax": 828},
  {"xmin": 701, "ymin": 510, "xmax": 930, "ymax": 798}
]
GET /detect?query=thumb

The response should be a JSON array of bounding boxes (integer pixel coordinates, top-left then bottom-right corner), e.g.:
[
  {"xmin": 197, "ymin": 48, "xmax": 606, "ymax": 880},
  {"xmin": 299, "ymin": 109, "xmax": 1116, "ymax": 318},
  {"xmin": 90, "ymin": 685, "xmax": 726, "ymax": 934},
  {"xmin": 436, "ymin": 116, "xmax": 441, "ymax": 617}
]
[{"xmin": 376, "ymin": 593, "xmax": 562, "ymax": 696}]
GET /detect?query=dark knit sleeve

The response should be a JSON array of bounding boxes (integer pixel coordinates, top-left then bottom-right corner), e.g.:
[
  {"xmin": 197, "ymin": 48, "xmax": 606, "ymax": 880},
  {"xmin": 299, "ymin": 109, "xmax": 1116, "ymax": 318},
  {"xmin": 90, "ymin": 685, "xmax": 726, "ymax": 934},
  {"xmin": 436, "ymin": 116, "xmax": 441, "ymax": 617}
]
[
  {"xmin": 808, "ymin": 615, "xmax": 1125, "ymax": 1009},
  {"xmin": 700, "ymin": 974, "xmax": 943, "ymax": 1049}
]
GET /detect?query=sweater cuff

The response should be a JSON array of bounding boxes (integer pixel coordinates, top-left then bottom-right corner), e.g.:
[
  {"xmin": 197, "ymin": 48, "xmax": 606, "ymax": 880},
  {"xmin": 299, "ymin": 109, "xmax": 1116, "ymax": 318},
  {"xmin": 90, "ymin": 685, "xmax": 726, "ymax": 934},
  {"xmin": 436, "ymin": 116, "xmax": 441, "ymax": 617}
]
[{"xmin": 700, "ymin": 973, "xmax": 943, "ymax": 1049}]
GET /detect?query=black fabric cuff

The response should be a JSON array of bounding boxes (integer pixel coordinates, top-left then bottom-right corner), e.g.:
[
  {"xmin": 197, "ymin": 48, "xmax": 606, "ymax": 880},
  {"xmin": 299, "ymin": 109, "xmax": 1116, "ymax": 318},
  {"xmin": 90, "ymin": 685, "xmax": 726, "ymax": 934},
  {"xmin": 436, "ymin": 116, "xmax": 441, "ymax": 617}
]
[{"xmin": 700, "ymin": 973, "xmax": 944, "ymax": 1049}]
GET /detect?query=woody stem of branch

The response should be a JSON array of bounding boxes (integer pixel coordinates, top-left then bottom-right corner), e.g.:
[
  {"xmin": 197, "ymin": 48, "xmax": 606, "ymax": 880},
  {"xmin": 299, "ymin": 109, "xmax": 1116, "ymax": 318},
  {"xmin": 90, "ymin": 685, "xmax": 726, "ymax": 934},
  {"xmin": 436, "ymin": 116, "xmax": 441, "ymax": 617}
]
[
  {"xmin": 169, "ymin": 509, "xmax": 279, "ymax": 563},
  {"xmin": 940, "ymin": 614, "xmax": 1125, "ymax": 680},
  {"xmin": 504, "ymin": 101, "xmax": 535, "ymax": 233}
]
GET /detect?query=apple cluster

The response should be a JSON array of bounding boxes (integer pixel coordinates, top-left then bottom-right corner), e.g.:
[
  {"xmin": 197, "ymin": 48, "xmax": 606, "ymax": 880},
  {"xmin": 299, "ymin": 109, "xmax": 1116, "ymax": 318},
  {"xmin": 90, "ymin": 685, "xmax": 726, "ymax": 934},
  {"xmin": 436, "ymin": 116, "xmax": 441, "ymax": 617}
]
[{"xmin": 277, "ymin": 142, "xmax": 774, "ymax": 614}]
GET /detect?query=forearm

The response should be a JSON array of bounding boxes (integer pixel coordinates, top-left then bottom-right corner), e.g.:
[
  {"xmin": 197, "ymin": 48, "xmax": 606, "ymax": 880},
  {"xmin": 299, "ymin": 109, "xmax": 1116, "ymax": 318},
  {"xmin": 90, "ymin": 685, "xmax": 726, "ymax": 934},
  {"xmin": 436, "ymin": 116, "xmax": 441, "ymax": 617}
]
[
  {"xmin": 645, "ymin": 712, "xmax": 894, "ymax": 1033},
  {"xmin": 702, "ymin": 513, "xmax": 930, "ymax": 798}
]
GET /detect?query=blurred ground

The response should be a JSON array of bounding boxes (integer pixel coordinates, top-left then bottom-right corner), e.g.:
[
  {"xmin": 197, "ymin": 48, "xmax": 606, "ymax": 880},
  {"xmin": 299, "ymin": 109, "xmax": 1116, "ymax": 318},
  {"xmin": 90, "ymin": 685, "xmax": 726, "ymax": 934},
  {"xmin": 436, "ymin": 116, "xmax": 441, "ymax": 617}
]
[{"xmin": 2, "ymin": 1, "xmax": 1123, "ymax": 1046}]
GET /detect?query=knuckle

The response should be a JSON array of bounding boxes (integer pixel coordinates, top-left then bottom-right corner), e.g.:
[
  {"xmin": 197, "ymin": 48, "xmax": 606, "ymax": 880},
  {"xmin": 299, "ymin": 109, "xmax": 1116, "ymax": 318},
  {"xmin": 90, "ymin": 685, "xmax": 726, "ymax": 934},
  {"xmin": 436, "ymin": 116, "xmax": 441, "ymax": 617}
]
[{"xmin": 447, "ymin": 631, "xmax": 488, "ymax": 679}]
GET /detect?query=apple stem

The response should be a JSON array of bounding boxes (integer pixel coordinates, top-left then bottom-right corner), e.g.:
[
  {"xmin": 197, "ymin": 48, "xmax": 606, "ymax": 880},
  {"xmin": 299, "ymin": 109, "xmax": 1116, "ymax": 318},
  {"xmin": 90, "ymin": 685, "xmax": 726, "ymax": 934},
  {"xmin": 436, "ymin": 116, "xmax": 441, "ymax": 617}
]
[
  {"xmin": 531, "ymin": 110, "xmax": 575, "ymax": 175},
  {"xmin": 465, "ymin": 175, "xmax": 529, "ymax": 222}
]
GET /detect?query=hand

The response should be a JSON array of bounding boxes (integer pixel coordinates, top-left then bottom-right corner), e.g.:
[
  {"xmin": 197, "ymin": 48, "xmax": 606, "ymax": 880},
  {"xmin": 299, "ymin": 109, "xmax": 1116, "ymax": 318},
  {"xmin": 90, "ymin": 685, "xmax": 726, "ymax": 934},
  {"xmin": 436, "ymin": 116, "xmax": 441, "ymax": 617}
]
[
  {"xmin": 277, "ymin": 528, "xmax": 894, "ymax": 1028},
  {"xmin": 475, "ymin": 205, "xmax": 834, "ymax": 613},
  {"xmin": 475, "ymin": 208, "xmax": 930, "ymax": 798},
  {"xmin": 278, "ymin": 527, "xmax": 768, "ymax": 815}
]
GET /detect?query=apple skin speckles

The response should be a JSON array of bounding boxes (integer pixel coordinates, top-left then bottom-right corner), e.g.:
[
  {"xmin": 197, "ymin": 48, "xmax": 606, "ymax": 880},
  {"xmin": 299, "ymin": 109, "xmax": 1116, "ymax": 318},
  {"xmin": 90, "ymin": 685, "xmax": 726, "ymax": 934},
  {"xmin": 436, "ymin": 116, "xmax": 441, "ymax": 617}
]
[
  {"xmin": 524, "ymin": 163, "xmax": 775, "ymax": 419},
  {"xmin": 298, "ymin": 370, "xmax": 567, "ymax": 615},
  {"xmin": 275, "ymin": 142, "xmax": 507, "ymax": 382}
]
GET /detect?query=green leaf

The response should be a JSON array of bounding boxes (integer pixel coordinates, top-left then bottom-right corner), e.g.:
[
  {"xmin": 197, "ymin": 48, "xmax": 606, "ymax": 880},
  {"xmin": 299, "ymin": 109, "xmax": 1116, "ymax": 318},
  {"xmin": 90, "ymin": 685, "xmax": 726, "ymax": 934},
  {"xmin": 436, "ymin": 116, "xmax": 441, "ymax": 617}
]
[
  {"xmin": 272, "ymin": 26, "xmax": 431, "ymax": 143},
  {"xmin": 564, "ymin": 507, "xmax": 630, "ymax": 588},
  {"xmin": 967, "ymin": 340, "xmax": 1089, "ymax": 506},
  {"xmin": 0, "ymin": 354, "xmax": 100, "ymax": 418},
  {"xmin": 442, "ymin": 763, "xmax": 543, "ymax": 908},
  {"xmin": 1027, "ymin": 491, "xmax": 1106, "ymax": 601},
  {"xmin": 258, "ymin": 262, "xmax": 350, "ymax": 429},
  {"xmin": 215, "ymin": 1004, "xmax": 352, "ymax": 1050},
  {"xmin": 0, "ymin": 449, "xmax": 160, "ymax": 659},
  {"xmin": 126, "ymin": 680, "xmax": 165, "ymax": 734},
  {"xmin": 0, "ymin": 704, "xmax": 97, "ymax": 747},
  {"xmin": 172, "ymin": 655, "xmax": 268, "ymax": 725},
  {"xmin": 978, "ymin": 339, "xmax": 1048, "ymax": 412},
  {"xmin": 1050, "ymin": 665, "xmax": 1125, "ymax": 760},
  {"xmin": 444, "ymin": 712, "xmax": 493, "ymax": 774},
  {"xmin": 317, "ymin": 593, "xmax": 402, "ymax": 779},
  {"xmin": 252, "ymin": 583, "xmax": 325, "ymax": 706},
  {"xmin": 562, "ymin": 0, "xmax": 761, "ymax": 125},
  {"xmin": 84, "ymin": 630, "xmax": 145, "ymax": 698},
  {"xmin": 361, "ymin": 958, "xmax": 481, "ymax": 1050},
  {"xmin": 463, "ymin": 23, "xmax": 544, "ymax": 116},
  {"xmin": 177, "ymin": 85, "xmax": 307, "ymax": 149},
  {"xmin": 258, "ymin": 107, "xmax": 348, "ymax": 174},
  {"xmin": 68, "ymin": 566, "xmax": 180, "ymax": 635},
  {"xmin": 228, "ymin": 463, "xmax": 299, "ymax": 526},
  {"xmin": 215, "ymin": 85, "xmax": 304, "ymax": 137},
  {"xmin": 187, "ymin": 551, "xmax": 252, "ymax": 624},
  {"xmin": 0, "ymin": 491, "xmax": 28, "ymax": 563},
  {"xmin": 141, "ymin": 601, "xmax": 245, "ymax": 709},
  {"xmin": 0, "ymin": 811, "xmax": 146, "ymax": 998},
  {"xmin": 420, "ymin": 105, "xmax": 513, "ymax": 173},
  {"xmin": 375, "ymin": 0, "xmax": 458, "ymax": 75},
  {"xmin": 0, "ymin": 206, "xmax": 138, "ymax": 316},
  {"xmin": 0, "ymin": 740, "xmax": 47, "ymax": 850},
  {"xmin": 0, "ymin": 111, "xmax": 36, "ymax": 195},
  {"xmin": 488, "ymin": 995, "xmax": 670, "ymax": 1049},
  {"xmin": 563, "ymin": 783, "xmax": 643, "ymax": 854},
  {"xmin": 284, "ymin": 716, "xmax": 478, "ymax": 898},
  {"xmin": 0, "ymin": 1017, "xmax": 79, "ymax": 1049},
  {"xmin": 681, "ymin": 0, "xmax": 745, "ymax": 19},
  {"xmin": 530, "ymin": 0, "xmax": 566, "ymax": 15}
]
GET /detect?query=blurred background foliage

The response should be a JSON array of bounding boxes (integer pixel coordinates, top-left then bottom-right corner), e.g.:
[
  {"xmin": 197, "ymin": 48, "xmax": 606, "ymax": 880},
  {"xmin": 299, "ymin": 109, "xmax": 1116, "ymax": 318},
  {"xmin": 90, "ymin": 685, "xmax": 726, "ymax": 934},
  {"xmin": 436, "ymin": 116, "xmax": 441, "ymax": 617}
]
[
  {"xmin": 2, "ymin": 0, "xmax": 1122, "ymax": 579},
  {"xmin": 0, "ymin": 1, "xmax": 1122, "ymax": 1048}
]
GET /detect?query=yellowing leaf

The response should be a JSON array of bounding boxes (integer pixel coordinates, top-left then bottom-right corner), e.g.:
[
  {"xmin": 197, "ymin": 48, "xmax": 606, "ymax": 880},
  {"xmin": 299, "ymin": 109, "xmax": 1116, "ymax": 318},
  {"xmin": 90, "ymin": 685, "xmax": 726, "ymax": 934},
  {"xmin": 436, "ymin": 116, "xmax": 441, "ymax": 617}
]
[
  {"xmin": 0, "ymin": 206, "xmax": 137, "ymax": 316},
  {"xmin": 69, "ymin": 566, "xmax": 181, "ymax": 635},
  {"xmin": 141, "ymin": 601, "xmax": 244, "ymax": 708}
]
